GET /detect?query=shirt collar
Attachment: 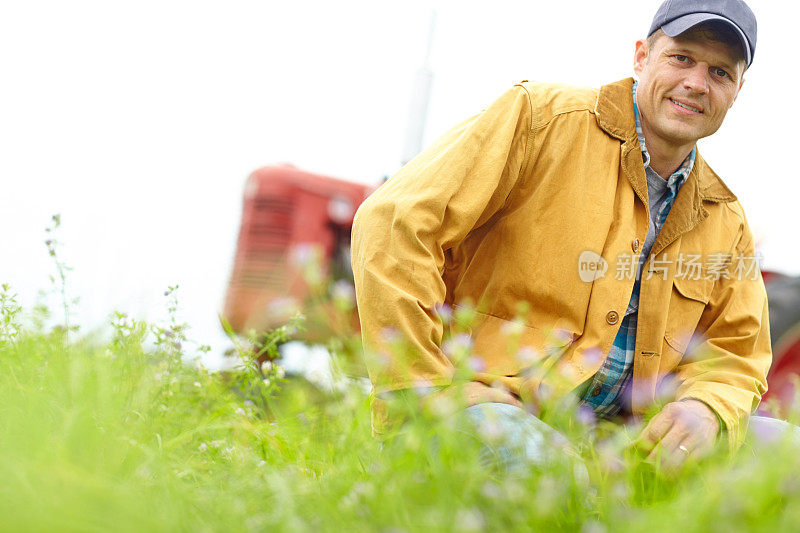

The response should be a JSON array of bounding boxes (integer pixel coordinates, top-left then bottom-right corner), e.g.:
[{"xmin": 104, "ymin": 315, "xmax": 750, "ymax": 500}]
[{"xmin": 632, "ymin": 81, "xmax": 695, "ymax": 190}]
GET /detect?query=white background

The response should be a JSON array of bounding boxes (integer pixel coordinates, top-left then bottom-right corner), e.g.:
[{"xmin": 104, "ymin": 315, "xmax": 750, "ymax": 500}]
[{"xmin": 1, "ymin": 0, "xmax": 795, "ymax": 365}]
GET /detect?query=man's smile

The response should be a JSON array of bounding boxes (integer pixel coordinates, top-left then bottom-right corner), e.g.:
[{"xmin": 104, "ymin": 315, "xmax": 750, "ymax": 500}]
[{"xmin": 668, "ymin": 97, "xmax": 704, "ymax": 114}]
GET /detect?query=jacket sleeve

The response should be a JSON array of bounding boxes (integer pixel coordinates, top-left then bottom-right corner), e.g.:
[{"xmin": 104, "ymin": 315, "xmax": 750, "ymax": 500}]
[
  {"xmin": 674, "ymin": 209, "xmax": 772, "ymax": 451},
  {"xmin": 351, "ymin": 85, "xmax": 533, "ymax": 403}
]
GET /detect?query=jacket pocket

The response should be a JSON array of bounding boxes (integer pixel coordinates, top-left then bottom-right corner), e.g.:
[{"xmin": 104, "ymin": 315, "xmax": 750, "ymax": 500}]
[
  {"xmin": 663, "ymin": 277, "xmax": 712, "ymax": 354},
  {"xmin": 457, "ymin": 307, "xmax": 574, "ymax": 376}
]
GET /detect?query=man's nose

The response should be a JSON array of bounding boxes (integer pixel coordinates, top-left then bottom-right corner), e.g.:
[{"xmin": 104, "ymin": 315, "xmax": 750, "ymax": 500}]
[{"xmin": 683, "ymin": 66, "xmax": 709, "ymax": 95}]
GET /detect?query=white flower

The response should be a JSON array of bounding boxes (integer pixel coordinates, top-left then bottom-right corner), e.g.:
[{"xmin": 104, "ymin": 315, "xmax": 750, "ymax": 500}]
[
  {"xmin": 260, "ymin": 361, "xmax": 273, "ymax": 373},
  {"xmin": 516, "ymin": 346, "xmax": 539, "ymax": 365},
  {"xmin": 478, "ymin": 418, "xmax": 504, "ymax": 442},
  {"xmin": 332, "ymin": 280, "xmax": 356, "ymax": 305},
  {"xmin": 500, "ymin": 319, "xmax": 525, "ymax": 336},
  {"xmin": 442, "ymin": 333, "xmax": 473, "ymax": 357},
  {"xmin": 455, "ymin": 508, "xmax": 485, "ymax": 532},
  {"xmin": 198, "ymin": 442, "xmax": 208, "ymax": 452}
]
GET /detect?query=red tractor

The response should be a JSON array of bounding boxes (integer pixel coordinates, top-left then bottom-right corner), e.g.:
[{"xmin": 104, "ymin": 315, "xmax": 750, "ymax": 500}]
[
  {"xmin": 223, "ymin": 164, "xmax": 800, "ymax": 413},
  {"xmin": 223, "ymin": 164, "xmax": 373, "ymax": 344}
]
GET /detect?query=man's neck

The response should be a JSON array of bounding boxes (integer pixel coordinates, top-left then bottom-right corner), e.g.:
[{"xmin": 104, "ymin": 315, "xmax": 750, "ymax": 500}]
[{"xmin": 640, "ymin": 120, "xmax": 695, "ymax": 179}]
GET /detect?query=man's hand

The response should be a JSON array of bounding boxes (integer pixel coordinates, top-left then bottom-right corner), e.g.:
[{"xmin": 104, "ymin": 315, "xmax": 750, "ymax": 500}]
[
  {"xmin": 420, "ymin": 381, "xmax": 524, "ymax": 417},
  {"xmin": 633, "ymin": 399, "xmax": 720, "ymax": 473}
]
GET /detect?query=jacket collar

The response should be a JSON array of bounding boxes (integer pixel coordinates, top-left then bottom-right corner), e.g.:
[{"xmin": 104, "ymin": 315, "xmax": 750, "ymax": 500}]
[{"xmin": 595, "ymin": 77, "xmax": 737, "ymax": 204}]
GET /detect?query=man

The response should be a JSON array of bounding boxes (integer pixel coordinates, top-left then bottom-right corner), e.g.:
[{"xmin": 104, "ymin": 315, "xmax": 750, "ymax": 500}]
[{"xmin": 351, "ymin": 0, "xmax": 797, "ymax": 471}]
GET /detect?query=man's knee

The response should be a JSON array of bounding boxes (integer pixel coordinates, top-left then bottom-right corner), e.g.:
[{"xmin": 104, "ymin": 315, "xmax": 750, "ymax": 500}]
[{"xmin": 747, "ymin": 415, "xmax": 800, "ymax": 449}]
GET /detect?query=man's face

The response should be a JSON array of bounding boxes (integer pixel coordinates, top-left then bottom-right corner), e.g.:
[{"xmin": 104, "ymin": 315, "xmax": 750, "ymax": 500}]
[{"xmin": 633, "ymin": 29, "xmax": 746, "ymax": 150}]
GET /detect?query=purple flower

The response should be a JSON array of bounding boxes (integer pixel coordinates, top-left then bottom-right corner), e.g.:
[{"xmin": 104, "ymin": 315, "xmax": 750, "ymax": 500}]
[
  {"xmin": 466, "ymin": 356, "xmax": 487, "ymax": 373},
  {"xmin": 442, "ymin": 333, "xmax": 473, "ymax": 357},
  {"xmin": 435, "ymin": 303, "xmax": 453, "ymax": 324},
  {"xmin": 577, "ymin": 405, "xmax": 597, "ymax": 427}
]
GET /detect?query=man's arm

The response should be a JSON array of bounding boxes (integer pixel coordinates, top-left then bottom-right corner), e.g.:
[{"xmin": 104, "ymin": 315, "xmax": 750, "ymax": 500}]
[
  {"xmin": 350, "ymin": 85, "xmax": 533, "ymax": 432},
  {"xmin": 636, "ymin": 208, "xmax": 771, "ymax": 463}
]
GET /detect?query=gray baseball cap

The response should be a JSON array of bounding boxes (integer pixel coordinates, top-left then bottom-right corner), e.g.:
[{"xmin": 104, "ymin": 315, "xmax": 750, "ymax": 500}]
[{"xmin": 648, "ymin": 0, "xmax": 757, "ymax": 67}]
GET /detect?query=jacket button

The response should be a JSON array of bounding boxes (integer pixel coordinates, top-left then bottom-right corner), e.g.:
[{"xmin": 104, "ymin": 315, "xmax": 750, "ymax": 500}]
[
  {"xmin": 591, "ymin": 385, "xmax": 603, "ymax": 397},
  {"xmin": 606, "ymin": 310, "xmax": 619, "ymax": 325},
  {"xmin": 632, "ymin": 238, "xmax": 640, "ymax": 253}
]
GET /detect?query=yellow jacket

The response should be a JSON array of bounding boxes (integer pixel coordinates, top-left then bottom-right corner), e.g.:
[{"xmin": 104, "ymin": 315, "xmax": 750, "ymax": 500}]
[{"xmin": 351, "ymin": 77, "xmax": 771, "ymax": 449}]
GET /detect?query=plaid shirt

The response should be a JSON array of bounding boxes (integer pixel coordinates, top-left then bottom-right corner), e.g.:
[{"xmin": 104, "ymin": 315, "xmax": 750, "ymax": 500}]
[{"xmin": 580, "ymin": 82, "xmax": 696, "ymax": 418}]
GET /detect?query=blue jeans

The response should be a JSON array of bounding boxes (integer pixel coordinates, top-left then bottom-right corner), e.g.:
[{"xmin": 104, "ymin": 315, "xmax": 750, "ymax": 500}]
[
  {"xmin": 462, "ymin": 403, "xmax": 588, "ymax": 480},
  {"xmin": 463, "ymin": 402, "xmax": 800, "ymax": 474}
]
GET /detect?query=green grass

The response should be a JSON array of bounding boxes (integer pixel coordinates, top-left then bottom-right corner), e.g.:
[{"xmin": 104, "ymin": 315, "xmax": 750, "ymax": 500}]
[{"xmin": 2, "ymin": 282, "xmax": 800, "ymax": 533}]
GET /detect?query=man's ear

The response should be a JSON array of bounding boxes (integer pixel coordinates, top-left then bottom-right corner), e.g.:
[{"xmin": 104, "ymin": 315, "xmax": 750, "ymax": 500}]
[
  {"xmin": 633, "ymin": 39, "xmax": 649, "ymax": 76},
  {"xmin": 731, "ymin": 76, "xmax": 746, "ymax": 106}
]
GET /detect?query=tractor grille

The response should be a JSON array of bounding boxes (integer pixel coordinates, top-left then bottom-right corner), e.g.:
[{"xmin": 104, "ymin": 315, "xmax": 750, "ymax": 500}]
[
  {"xmin": 231, "ymin": 195, "xmax": 295, "ymax": 290},
  {"xmin": 248, "ymin": 196, "xmax": 293, "ymax": 247}
]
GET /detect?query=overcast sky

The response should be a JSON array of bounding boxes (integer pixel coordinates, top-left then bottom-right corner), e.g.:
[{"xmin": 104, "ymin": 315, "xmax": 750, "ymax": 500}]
[{"xmin": 2, "ymin": 0, "xmax": 795, "ymax": 364}]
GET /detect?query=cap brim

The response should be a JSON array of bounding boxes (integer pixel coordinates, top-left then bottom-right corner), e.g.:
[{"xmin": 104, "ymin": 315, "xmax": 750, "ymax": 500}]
[{"xmin": 661, "ymin": 13, "xmax": 751, "ymax": 66}]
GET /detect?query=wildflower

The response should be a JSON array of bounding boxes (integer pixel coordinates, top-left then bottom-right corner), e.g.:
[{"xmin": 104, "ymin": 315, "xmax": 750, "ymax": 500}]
[
  {"xmin": 477, "ymin": 417, "xmax": 504, "ymax": 443},
  {"xmin": 442, "ymin": 333, "xmax": 473, "ymax": 358},
  {"xmin": 516, "ymin": 346, "xmax": 539, "ymax": 365},
  {"xmin": 428, "ymin": 394, "xmax": 457, "ymax": 417},
  {"xmin": 500, "ymin": 318, "xmax": 525, "ymax": 336},
  {"xmin": 466, "ymin": 356, "xmax": 486, "ymax": 373},
  {"xmin": 257, "ymin": 460, "xmax": 267, "ymax": 468},
  {"xmin": 481, "ymin": 482, "xmax": 503, "ymax": 500},
  {"xmin": 235, "ymin": 407, "xmax": 246, "ymax": 417},
  {"xmin": 581, "ymin": 521, "xmax": 607, "ymax": 533},
  {"xmin": 289, "ymin": 243, "xmax": 320, "ymax": 268},
  {"xmin": 577, "ymin": 405, "xmax": 597, "ymax": 427},
  {"xmin": 534, "ymin": 476, "xmax": 564, "ymax": 516},
  {"xmin": 331, "ymin": 280, "xmax": 356, "ymax": 307},
  {"xmin": 210, "ymin": 440, "xmax": 222, "ymax": 448},
  {"xmin": 379, "ymin": 327, "xmax": 401, "ymax": 345},
  {"xmin": 502, "ymin": 479, "xmax": 525, "ymax": 502},
  {"xmin": 198, "ymin": 442, "xmax": 208, "ymax": 452},
  {"xmin": 263, "ymin": 377, "xmax": 271, "ymax": 387},
  {"xmin": 275, "ymin": 367, "xmax": 286, "ymax": 379},
  {"xmin": 266, "ymin": 297, "xmax": 300, "ymax": 321},
  {"xmin": 595, "ymin": 439, "xmax": 625, "ymax": 474},
  {"xmin": 610, "ymin": 481, "xmax": 630, "ymax": 500},
  {"xmin": 435, "ymin": 303, "xmax": 453, "ymax": 324},
  {"xmin": 454, "ymin": 508, "xmax": 486, "ymax": 532},
  {"xmin": 654, "ymin": 374, "xmax": 679, "ymax": 403},
  {"xmin": 581, "ymin": 347, "xmax": 603, "ymax": 367},
  {"xmin": 553, "ymin": 328, "xmax": 574, "ymax": 344},
  {"xmin": 260, "ymin": 361, "xmax": 273, "ymax": 373},
  {"xmin": 193, "ymin": 381, "xmax": 201, "ymax": 388}
]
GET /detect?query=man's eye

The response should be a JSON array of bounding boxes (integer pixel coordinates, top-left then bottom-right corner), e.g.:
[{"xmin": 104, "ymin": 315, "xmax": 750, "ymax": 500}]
[
  {"xmin": 713, "ymin": 68, "xmax": 730, "ymax": 78},
  {"xmin": 674, "ymin": 55, "xmax": 689, "ymax": 62}
]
